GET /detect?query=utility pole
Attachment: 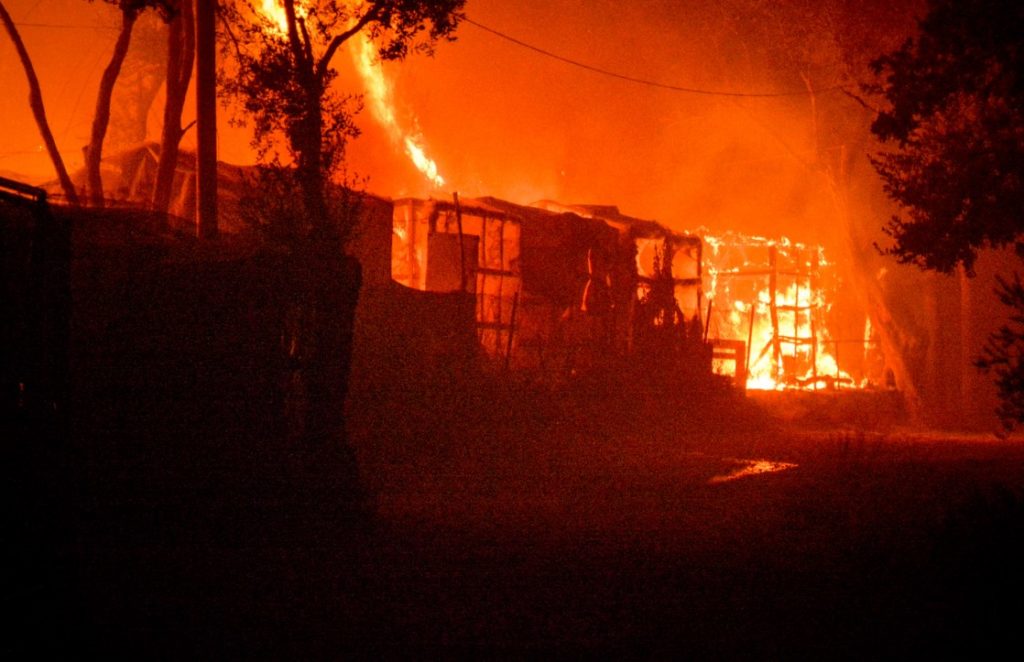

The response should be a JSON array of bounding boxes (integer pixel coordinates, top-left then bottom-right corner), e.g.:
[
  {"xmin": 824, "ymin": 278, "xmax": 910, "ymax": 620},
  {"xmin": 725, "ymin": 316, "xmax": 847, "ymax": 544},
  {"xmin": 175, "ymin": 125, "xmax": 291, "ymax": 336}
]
[{"xmin": 195, "ymin": 0, "xmax": 217, "ymax": 238}]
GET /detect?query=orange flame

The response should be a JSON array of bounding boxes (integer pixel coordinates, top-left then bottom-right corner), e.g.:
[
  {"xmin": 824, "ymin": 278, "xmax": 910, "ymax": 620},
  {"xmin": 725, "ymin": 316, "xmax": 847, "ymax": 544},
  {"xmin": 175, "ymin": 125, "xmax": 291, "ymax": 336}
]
[
  {"xmin": 351, "ymin": 34, "xmax": 446, "ymax": 188},
  {"xmin": 738, "ymin": 283, "xmax": 851, "ymax": 390},
  {"xmin": 257, "ymin": 2, "xmax": 445, "ymax": 188},
  {"xmin": 703, "ymin": 232, "xmax": 857, "ymax": 391},
  {"xmin": 260, "ymin": 0, "xmax": 290, "ymax": 33}
]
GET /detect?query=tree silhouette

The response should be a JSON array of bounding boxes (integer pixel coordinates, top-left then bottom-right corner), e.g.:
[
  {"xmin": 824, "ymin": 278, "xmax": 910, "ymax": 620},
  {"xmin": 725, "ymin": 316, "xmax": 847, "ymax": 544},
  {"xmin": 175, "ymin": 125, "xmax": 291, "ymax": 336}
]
[
  {"xmin": 152, "ymin": 0, "xmax": 194, "ymax": 214},
  {"xmin": 84, "ymin": 0, "xmax": 174, "ymax": 207},
  {"xmin": 870, "ymin": 0, "xmax": 1024, "ymax": 426},
  {"xmin": 869, "ymin": 0, "xmax": 1024, "ymax": 274},
  {"xmin": 977, "ymin": 274, "xmax": 1024, "ymax": 428},
  {"xmin": 220, "ymin": 0, "xmax": 464, "ymax": 245},
  {"xmin": 0, "ymin": 1, "xmax": 79, "ymax": 205}
]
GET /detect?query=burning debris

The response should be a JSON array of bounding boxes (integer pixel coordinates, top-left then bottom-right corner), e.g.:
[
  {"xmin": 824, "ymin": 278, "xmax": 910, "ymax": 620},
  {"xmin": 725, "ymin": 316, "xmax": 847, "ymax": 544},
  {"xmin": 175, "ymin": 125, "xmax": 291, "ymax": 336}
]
[
  {"xmin": 390, "ymin": 195, "xmax": 708, "ymax": 383},
  {"xmin": 392, "ymin": 196, "xmax": 521, "ymax": 361},
  {"xmin": 708, "ymin": 458, "xmax": 798, "ymax": 484},
  {"xmin": 388, "ymin": 194, "xmax": 871, "ymax": 393},
  {"xmin": 702, "ymin": 231, "xmax": 857, "ymax": 391}
]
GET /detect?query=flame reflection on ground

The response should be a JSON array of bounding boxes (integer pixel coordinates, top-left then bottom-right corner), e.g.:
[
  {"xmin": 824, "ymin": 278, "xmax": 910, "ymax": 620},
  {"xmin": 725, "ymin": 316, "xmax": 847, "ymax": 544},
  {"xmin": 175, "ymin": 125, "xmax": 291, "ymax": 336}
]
[{"xmin": 708, "ymin": 458, "xmax": 798, "ymax": 484}]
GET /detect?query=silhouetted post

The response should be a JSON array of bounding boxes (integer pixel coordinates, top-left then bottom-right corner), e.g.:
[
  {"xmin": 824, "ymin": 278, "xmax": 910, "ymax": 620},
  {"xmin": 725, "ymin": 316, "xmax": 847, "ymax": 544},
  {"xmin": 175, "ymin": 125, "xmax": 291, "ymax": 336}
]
[
  {"xmin": 811, "ymin": 251, "xmax": 819, "ymax": 389},
  {"xmin": 703, "ymin": 298, "xmax": 713, "ymax": 342},
  {"xmin": 195, "ymin": 0, "xmax": 217, "ymax": 238},
  {"xmin": 453, "ymin": 192, "xmax": 466, "ymax": 291},
  {"xmin": 504, "ymin": 288, "xmax": 520, "ymax": 371},
  {"xmin": 768, "ymin": 245, "xmax": 781, "ymax": 381},
  {"xmin": 958, "ymin": 264, "xmax": 972, "ymax": 415},
  {"xmin": 745, "ymin": 301, "xmax": 755, "ymax": 380}
]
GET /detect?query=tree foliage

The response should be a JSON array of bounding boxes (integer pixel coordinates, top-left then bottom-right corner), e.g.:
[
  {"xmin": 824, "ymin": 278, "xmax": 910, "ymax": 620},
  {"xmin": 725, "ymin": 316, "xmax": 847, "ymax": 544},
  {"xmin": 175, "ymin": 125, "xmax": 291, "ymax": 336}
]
[
  {"xmin": 869, "ymin": 0, "xmax": 1024, "ymax": 274},
  {"xmin": 220, "ymin": 0, "xmax": 464, "ymax": 246},
  {"xmin": 977, "ymin": 274, "xmax": 1024, "ymax": 429}
]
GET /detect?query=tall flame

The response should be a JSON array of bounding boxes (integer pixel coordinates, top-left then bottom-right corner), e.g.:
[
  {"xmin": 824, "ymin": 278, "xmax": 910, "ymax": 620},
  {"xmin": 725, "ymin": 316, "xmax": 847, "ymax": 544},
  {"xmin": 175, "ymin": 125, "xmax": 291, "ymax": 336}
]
[
  {"xmin": 260, "ymin": 0, "xmax": 289, "ymax": 33},
  {"xmin": 351, "ymin": 35, "xmax": 446, "ymax": 188},
  {"xmin": 256, "ymin": 1, "xmax": 446, "ymax": 189},
  {"xmin": 736, "ymin": 282, "xmax": 852, "ymax": 390}
]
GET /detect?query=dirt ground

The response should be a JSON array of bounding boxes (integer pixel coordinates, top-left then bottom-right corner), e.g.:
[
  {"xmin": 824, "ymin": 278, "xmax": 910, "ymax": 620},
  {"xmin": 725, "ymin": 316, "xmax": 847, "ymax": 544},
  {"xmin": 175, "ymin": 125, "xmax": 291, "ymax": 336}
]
[
  {"xmin": 340, "ymin": 387, "xmax": 1024, "ymax": 658},
  {"xmin": 10, "ymin": 192, "xmax": 1023, "ymax": 657},
  {"xmin": 15, "ymin": 375, "xmax": 1024, "ymax": 658}
]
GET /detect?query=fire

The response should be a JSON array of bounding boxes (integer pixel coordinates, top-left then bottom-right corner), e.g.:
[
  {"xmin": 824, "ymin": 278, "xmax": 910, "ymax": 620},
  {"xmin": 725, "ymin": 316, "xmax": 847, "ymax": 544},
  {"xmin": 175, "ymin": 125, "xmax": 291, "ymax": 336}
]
[
  {"xmin": 259, "ymin": 0, "xmax": 291, "ymax": 33},
  {"xmin": 739, "ymin": 283, "xmax": 849, "ymax": 390},
  {"xmin": 403, "ymin": 137, "xmax": 444, "ymax": 188},
  {"xmin": 351, "ymin": 34, "xmax": 446, "ymax": 188},
  {"xmin": 256, "ymin": 1, "xmax": 446, "ymax": 188},
  {"xmin": 703, "ymin": 231, "xmax": 857, "ymax": 391}
]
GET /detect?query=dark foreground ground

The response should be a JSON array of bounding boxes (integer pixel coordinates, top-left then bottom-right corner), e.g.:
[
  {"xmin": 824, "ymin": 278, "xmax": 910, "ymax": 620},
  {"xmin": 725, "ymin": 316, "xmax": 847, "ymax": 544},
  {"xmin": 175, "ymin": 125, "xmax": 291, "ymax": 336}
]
[
  {"xmin": 11, "ymin": 377, "xmax": 1024, "ymax": 659},
  {"xmin": 5, "ymin": 202, "xmax": 1022, "ymax": 657},
  {"xmin": 349, "ymin": 389, "xmax": 1024, "ymax": 658}
]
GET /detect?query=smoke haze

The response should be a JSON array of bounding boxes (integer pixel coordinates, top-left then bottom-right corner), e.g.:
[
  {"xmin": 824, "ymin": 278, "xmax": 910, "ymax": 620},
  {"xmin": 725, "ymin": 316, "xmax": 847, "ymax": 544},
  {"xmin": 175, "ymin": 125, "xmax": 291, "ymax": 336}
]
[{"xmin": 1, "ymin": 0, "xmax": 921, "ymax": 250}]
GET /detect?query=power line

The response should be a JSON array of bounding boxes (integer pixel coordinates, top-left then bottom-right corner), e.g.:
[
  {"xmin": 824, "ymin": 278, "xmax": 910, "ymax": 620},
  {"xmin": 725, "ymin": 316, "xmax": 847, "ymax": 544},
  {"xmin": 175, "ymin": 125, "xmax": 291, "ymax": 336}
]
[
  {"xmin": 464, "ymin": 17, "xmax": 845, "ymax": 99},
  {"xmin": 14, "ymin": 21, "xmax": 116, "ymax": 30},
  {"xmin": 13, "ymin": 17, "xmax": 848, "ymax": 99}
]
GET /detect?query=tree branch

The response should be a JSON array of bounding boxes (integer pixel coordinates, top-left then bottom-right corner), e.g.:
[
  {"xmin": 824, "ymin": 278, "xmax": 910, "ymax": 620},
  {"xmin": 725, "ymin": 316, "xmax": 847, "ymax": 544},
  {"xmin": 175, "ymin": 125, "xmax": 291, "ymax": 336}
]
[
  {"xmin": 315, "ymin": 3, "xmax": 381, "ymax": 83},
  {"xmin": 800, "ymin": 71, "xmax": 819, "ymax": 163},
  {"xmin": 283, "ymin": 0, "xmax": 309, "ymax": 70},
  {"xmin": 217, "ymin": 6, "xmax": 243, "ymax": 62},
  {"xmin": 0, "ymin": 0, "xmax": 80, "ymax": 205},
  {"xmin": 840, "ymin": 87, "xmax": 881, "ymax": 114},
  {"xmin": 298, "ymin": 15, "xmax": 314, "ymax": 76},
  {"xmin": 87, "ymin": 9, "xmax": 138, "ymax": 207}
]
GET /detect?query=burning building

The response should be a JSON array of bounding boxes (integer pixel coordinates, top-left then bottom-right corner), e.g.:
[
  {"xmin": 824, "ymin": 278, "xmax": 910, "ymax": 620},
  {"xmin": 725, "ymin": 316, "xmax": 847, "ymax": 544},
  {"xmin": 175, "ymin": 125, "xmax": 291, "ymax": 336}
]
[
  {"xmin": 386, "ymin": 193, "xmax": 871, "ymax": 395},
  {"xmin": 701, "ymin": 231, "xmax": 858, "ymax": 391},
  {"xmin": 389, "ymin": 195, "xmax": 707, "ymax": 383}
]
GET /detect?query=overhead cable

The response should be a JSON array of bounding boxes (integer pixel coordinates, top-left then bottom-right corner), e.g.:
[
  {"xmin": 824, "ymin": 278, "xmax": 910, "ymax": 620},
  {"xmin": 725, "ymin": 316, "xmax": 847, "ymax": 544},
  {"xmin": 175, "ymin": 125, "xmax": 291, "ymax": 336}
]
[{"xmin": 464, "ymin": 17, "xmax": 845, "ymax": 99}]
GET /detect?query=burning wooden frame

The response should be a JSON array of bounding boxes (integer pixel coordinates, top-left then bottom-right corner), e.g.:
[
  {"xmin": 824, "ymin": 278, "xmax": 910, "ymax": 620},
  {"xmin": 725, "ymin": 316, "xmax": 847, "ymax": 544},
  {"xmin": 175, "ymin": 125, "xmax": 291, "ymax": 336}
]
[
  {"xmin": 391, "ymin": 196, "xmax": 708, "ymax": 382},
  {"xmin": 702, "ymin": 231, "xmax": 854, "ymax": 390},
  {"xmin": 392, "ymin": 196, "xmax": 522, "ymax": 364}
]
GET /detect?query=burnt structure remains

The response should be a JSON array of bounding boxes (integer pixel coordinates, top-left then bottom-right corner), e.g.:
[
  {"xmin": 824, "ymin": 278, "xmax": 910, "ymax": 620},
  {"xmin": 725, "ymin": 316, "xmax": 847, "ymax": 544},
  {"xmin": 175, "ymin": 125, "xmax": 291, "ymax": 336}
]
[{"xmin": 380, "ymin": 195, "xmax": 709, "ymax": 386}]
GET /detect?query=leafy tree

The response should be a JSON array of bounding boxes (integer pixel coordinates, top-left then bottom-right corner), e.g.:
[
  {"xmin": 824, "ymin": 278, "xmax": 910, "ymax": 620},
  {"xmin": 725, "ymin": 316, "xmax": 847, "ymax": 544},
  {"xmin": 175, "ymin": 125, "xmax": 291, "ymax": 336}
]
[
  {"xmin": 869, "ymin": 0, "xmax": 1024, "ymax": 274},
  {"xmin": 84, "ymin": 0, "xmax": 174, "ymax": 208},
  {"xmin": 977, "ymin": 274, "xmax": 1024, "ymax": 428},
  {"xmin": 217, "ymin": 1, "xmax": 464, "ymax": 475},
  {"xmin": 870, "ymin": 0, "xmax": 1024, "ymax": 427},
  {"xmin": 220, "ymin": 0, "xmax": 464, "ymax": 246}
]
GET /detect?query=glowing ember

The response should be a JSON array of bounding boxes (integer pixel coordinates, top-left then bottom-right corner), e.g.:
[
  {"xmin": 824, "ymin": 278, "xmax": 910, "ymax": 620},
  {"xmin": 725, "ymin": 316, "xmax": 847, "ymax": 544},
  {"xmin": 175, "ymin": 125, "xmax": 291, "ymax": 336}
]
[{"xmin": 351, "ymin": 34, "xmax": 446, "ymax": 188}]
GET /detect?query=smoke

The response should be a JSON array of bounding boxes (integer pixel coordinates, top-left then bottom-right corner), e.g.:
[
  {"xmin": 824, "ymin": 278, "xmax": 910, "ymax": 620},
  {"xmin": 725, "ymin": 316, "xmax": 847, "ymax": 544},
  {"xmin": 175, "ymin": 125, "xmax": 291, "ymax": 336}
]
[
  {"xmin": 349, "ymin": 0, "xmax": 916, "ymax": 253},
  {"xmin": 0, "ymin": 0, "xmax": 918, "ymax": 255}
]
